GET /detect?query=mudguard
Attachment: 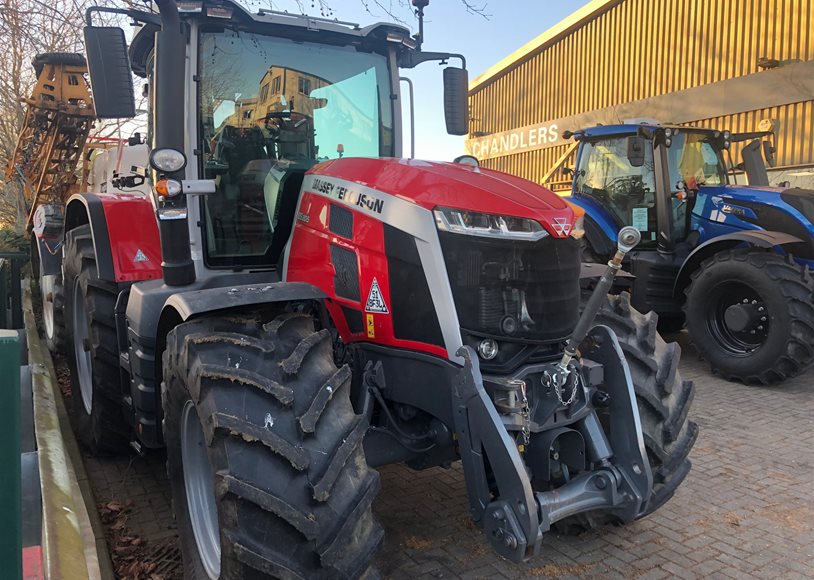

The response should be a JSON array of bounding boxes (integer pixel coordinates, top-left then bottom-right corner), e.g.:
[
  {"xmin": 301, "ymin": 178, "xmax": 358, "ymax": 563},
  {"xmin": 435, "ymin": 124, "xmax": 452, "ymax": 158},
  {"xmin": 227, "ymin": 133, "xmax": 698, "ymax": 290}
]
[
  {"xmin": 674, "ymin": 230, "xmax": 803, "ymax": 297},
  {"xmin": 163, "ymin": 281, "xmax": 327, "ymax": 321},
  {"xmin": 65, "ymin": 193, "xmax": 162, "ymax": 283}
]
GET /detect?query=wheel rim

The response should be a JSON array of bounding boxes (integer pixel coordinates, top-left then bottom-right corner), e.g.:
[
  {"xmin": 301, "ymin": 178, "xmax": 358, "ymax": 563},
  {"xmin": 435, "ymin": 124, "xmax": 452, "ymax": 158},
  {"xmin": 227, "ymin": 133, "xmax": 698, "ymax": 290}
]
[
  {"xmin": 72, "ymin": 279, "xmax": 94, "ymax": 414},
  {"xmin": 181, "ymin": 400, "xmax": 221, "ymax": 579},
  {"xmin": 41, "ymin": 275, "xmax": 56, "ymax": 340},
  {"xmin": 704, "ymin": 280, "xmax": 769, "ymax": 356}
]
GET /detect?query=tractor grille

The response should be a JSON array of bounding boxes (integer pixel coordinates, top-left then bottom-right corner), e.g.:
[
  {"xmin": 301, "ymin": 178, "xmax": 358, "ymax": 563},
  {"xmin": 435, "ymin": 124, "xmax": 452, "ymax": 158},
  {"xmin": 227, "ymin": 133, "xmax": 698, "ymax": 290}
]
[{"xmin": 439, "ymin": 232, "xmax": 580, "ymax": 342}]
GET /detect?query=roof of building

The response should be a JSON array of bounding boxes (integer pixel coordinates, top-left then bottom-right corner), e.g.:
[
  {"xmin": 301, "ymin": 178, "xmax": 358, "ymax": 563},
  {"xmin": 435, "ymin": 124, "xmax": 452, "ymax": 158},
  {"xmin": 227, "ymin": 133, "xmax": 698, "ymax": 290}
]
[{"xmin": 469, "ymin": 0, "xmax": 617, "ymax": 91}]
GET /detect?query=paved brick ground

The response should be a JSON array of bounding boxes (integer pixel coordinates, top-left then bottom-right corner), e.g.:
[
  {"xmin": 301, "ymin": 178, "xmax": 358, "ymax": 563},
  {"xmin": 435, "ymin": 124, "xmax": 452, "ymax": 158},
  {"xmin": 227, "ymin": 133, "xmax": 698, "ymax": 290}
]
[{"xmin": 80, "ymin": 332, "xmax": 814, "ymax": 579}]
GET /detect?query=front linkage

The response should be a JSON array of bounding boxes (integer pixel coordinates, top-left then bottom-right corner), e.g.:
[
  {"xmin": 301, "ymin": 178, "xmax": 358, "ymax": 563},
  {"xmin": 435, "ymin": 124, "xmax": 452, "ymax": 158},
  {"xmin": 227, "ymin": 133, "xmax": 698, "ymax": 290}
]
[{"xmin": 453, "ymin": 227, "xmax": 653, "ymax": 561}]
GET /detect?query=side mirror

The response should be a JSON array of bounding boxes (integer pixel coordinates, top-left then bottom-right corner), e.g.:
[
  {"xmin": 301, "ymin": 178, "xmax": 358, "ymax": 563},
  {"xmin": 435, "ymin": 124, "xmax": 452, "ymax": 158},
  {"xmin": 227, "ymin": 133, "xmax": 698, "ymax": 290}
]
[
  {"xmin": 443, "ymin": 67, "xmax": 468, "ymax": 136},
  {"xmin": 562, "ymin": 166, "xmax": 573, "ymax": 177},
  {"xmin": 83, "ymin": 26, "xmax": 135, "ymax": 119},
  {"xmin": 626, "ymin": 136, "xmax": 645, "ymax": 167}
]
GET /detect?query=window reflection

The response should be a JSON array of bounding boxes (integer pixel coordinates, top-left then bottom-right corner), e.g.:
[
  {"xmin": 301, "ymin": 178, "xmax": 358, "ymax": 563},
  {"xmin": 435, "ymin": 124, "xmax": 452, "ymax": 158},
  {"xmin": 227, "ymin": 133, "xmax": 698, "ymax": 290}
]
[{"xmin": 198, "ymin": 29, "xmax": 393, "ymax": 267}]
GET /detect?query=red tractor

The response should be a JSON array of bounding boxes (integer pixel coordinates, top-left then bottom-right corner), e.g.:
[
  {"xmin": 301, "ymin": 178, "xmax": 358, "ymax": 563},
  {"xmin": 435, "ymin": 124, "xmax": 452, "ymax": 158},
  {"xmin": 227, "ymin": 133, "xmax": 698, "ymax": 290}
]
[{"xmin": 59, "ymin": 0, "xmax": 697, "ymax": 577}]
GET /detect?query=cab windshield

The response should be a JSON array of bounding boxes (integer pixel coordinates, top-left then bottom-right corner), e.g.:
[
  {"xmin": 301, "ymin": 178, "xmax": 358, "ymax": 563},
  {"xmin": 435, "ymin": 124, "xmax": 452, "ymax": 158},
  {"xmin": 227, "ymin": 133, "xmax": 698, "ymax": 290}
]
[{"xmin": 198, "ymin": 29, "xmax": 394, "ymax": 267}]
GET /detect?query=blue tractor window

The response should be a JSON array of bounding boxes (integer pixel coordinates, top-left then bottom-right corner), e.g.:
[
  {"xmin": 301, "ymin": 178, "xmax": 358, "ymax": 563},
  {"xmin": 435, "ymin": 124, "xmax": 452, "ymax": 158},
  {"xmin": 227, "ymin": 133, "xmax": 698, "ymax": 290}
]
[{"xmin": 575, "ymin": 138, "xmax": 658, "ymax": 244}]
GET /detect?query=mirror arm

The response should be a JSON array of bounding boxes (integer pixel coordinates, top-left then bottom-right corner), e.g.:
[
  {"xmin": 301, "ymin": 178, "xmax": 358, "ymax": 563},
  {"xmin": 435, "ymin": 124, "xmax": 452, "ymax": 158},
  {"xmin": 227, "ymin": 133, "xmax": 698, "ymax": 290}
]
[
  {"xmin": 85, "ymin": 6, "xmax": 161, "ymax": 27},
  {"xmin": 402, "ymin": 51, "xmax": 466, "ymax": 70}
]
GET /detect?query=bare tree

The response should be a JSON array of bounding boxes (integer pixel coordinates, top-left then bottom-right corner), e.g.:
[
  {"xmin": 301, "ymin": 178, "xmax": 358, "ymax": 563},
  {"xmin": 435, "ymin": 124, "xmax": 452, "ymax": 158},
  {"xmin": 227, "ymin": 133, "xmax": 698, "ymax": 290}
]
[
  {"xmin": 0, "ymin": 0, "xmax": 145, "ymax": 231},
  {"xmin": 255, "ymin": 0, "xmax": 489, "ymax": 25}
]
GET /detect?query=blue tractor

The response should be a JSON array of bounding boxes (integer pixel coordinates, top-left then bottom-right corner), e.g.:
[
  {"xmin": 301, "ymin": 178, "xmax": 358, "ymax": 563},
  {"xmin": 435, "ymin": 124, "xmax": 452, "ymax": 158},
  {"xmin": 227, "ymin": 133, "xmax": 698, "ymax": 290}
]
[{"xmin": 564, "ymin": 123, "xmax": 814, "ymax": 385}]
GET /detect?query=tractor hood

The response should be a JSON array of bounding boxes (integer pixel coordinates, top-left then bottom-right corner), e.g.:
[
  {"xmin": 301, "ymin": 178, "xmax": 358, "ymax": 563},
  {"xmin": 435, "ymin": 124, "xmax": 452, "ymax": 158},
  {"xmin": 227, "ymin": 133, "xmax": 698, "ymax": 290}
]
[
  {"xmin": 307, "ymin": 157, "xmax": 576, "ymax": 238},
  {"xmin": 694, "ymin": 184, "xmax": 814, "ymax": 246}
]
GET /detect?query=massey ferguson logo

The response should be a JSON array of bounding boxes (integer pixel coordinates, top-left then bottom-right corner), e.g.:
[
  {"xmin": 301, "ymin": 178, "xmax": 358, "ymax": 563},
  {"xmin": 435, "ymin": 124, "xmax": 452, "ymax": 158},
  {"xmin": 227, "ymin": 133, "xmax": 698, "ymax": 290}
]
[
  {"xmin": 311, "ymin": 177, "xmax": 385, "ymax": 214},
  {"xmin": 551, "ymin": 217, "xmax": 571, "ymax": 237}
]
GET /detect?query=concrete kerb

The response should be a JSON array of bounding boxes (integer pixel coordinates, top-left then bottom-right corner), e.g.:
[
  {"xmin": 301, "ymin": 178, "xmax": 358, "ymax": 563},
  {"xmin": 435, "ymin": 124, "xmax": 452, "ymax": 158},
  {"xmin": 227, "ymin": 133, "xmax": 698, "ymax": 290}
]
[{"xmin": 23, "ymin": 283, "xmax": 113, "ymax": 580}]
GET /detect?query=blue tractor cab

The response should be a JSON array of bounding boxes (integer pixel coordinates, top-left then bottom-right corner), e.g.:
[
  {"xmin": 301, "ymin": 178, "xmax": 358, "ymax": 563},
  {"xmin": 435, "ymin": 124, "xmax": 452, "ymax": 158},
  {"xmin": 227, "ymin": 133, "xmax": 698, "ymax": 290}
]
[{"xmin": 566, "ymin": 123, "xmax": 814, "ymax": 384}]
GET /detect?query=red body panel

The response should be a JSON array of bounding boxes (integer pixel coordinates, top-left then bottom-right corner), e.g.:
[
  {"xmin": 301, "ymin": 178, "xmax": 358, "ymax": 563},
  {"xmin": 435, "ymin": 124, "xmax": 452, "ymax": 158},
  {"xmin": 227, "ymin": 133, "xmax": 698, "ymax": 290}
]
[
  {"xmin": 310, "ymin": 157, "xmax": 575, "ymax": 238},
  {"xmin": 97, "ymin": 194, "xmax": 163, "ymax": 283},
  {"xmin": 286, "ymin": 191, "xmax": 448, "ymax": 358},
  {"xmin": 286, "ymin": 157, "xmax": 578, "ymax": 359}
]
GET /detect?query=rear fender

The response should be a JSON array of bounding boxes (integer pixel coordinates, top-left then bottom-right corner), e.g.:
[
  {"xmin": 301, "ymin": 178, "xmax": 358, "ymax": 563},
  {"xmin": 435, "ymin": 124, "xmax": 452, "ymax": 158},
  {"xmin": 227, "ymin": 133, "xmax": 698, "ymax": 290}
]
[
  {"xmin": 674, "ymin": 230, "xmax": 803, "ymax": 297},
  {"xmin": 65, "ymin": 193, "xmax": 162, "ymax": 283}
]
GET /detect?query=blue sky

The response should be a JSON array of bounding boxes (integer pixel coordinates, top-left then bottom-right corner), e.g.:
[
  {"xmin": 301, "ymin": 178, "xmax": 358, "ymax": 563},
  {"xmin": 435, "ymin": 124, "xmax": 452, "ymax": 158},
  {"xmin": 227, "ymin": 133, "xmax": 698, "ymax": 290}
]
[{"xmin": 302, "ymin": 0, "xmax": 593, "ymax": 161}]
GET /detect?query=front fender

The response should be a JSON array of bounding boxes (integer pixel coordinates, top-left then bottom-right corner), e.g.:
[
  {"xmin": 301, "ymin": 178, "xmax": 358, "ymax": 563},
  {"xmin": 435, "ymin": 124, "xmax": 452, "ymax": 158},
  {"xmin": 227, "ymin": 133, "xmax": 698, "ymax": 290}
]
[
  {"xmin": 162, "ymin": 281, "xmax": 327, "ymax": 322},
  {"xmin": 65, "ymin": 193, "xmax": 162, "ymax": 283},
  {"xmin": 674, "ymin": 230, "xmax": 803, "ymax": 297}
]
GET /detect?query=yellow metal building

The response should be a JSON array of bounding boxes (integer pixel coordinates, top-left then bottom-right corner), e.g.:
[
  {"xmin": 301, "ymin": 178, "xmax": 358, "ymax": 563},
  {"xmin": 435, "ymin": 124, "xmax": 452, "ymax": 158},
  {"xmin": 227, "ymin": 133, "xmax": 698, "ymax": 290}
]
[{"xmin": 466, "ymin": 0, "xmax": 814, "ymax": 188}]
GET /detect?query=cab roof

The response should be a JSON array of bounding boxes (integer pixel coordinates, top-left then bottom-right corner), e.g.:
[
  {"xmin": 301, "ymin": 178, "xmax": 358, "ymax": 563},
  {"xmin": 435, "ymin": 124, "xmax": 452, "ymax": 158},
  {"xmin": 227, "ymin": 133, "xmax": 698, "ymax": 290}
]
[{"xmin": 577, "ymin": 123, "xmax": 721, "ymax": 139}]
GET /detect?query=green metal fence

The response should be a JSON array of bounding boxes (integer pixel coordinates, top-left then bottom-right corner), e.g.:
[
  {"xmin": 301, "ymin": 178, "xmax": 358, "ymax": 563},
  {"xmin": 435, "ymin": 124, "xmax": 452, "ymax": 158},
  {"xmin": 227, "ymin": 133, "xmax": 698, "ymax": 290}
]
[
  {"xmin": 0, "ymin": 252, "xmax": 26, "ymax": 329},
  {"xmin": 0, "ymin": 252, "xmax": 26, "ymax": 579}
]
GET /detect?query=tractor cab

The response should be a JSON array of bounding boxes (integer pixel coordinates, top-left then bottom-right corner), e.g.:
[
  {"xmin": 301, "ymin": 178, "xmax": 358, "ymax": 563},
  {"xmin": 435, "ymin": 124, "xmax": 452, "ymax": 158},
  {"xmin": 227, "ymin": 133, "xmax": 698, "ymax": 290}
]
[
  {"xmin": 569, "ymin": 124, "xmax": 748, "ymax": 251},
  {"xmin": 83, "ymin": 0, "xmax": 469, "ymax": 282}
]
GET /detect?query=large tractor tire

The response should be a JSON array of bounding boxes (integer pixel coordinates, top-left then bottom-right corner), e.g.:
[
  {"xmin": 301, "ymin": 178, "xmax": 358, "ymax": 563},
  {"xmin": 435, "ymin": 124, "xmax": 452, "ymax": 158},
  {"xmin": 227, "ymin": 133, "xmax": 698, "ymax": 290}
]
[
  {"xmin": 64, "ymin": 224, "xmax": 129, "ymax": 453},
  {"xmin": 41, "ymin": 272, "xmax": 67, "ymax": 354},
  {"xmin": 561, "ymin": 292, "xmax": 698, "ymax": 532},
  {"xmin": 162, "ymin": 312, "xmax": 382, "ymax": 580},
  {"xmin": 31, "ymin": 235, "xmax": 66, "ymax": 353},
  {"xmin": 684, "ymin": 249, "xmax": 814, "ymax": 385}
]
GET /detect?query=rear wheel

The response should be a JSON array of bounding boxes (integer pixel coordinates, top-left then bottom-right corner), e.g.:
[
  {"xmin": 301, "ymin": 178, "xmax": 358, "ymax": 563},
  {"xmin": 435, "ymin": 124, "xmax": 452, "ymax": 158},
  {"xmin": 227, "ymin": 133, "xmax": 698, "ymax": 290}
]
[
  {"xmin": 31, "ymin": 236, "xmax": 66, "ymax": 353},
  {"xmin": 162, "ymin": 312, "xmax": 382, "ymax": 579},
  {"xmin": 41, "ymin": 272, "xmax": 66, "ymax": 354},
  {"xmin": 684, "ymin": 249, "xmax": 814, "ymax": 384},
  {"xmin": 64, "ymin": 224, "xmax": 128, "ymax": 453},
  {"xmin": 560, "ymin": 292, "xmax": 698, "ymax": 532}
]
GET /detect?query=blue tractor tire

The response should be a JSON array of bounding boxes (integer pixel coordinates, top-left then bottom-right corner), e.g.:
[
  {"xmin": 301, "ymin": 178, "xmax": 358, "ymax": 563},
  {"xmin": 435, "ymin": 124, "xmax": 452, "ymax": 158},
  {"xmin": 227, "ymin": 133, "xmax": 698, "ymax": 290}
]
[{"xmin": 684, "ymin": 249, "xmax": 814, "ymax": 385}]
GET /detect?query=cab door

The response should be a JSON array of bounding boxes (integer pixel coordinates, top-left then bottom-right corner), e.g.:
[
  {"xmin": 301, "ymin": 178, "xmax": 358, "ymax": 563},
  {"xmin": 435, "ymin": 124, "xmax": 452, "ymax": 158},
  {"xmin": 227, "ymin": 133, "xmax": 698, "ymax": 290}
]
[{"xmin": 573, "ymin": 136, "xmax": 660, "ymax": 249}]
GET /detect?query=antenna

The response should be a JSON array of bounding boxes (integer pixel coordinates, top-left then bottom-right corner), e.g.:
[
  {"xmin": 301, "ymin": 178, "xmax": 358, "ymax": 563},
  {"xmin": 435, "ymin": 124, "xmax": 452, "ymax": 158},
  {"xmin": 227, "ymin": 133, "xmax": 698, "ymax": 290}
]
[{"xmin": 411, "ymin": 0, "xmax": 429, "ymax": 48}]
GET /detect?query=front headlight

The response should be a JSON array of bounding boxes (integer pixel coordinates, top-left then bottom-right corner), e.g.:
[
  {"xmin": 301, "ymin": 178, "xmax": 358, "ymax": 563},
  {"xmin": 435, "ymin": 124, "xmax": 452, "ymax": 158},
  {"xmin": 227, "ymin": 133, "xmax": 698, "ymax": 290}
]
[
  {"xmin": 149, "ymin": 148, "xmax": 187, "ymax": 173},
  {"xmin": 434, "ymin": 207, "xmax": 549, "ymax": 241}
]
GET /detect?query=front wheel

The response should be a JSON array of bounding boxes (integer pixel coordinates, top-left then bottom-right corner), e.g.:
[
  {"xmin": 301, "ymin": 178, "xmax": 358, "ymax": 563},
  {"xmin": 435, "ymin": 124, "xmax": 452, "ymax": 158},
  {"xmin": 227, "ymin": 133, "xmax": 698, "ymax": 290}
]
[
  {"xmin": 162, "ymin": 311, "xmax": 382, "ymax": 579},
  {"xmin": 684, "ymin": 250, "xmax": 814, "ymax": 385},
  {"xmin": 559, "ymin": 293, "xmax": 698, "ymax": 532}
]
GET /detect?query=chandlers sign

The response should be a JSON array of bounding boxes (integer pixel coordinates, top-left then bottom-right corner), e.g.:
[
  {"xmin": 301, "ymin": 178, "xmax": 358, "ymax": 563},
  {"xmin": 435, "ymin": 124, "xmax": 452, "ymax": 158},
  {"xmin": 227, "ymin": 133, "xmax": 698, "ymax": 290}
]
[{"xmin": 465, "ymin": 121, "xmax": 562, "ymax": 160}]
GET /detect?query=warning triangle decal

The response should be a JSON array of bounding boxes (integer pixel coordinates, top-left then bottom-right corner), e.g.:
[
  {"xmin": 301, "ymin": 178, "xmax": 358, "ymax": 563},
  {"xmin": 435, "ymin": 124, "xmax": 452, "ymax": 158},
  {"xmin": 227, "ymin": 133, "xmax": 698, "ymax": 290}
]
[{"xmin": 365, "ymin": 278, "xmax": 389, "ymax": 314}]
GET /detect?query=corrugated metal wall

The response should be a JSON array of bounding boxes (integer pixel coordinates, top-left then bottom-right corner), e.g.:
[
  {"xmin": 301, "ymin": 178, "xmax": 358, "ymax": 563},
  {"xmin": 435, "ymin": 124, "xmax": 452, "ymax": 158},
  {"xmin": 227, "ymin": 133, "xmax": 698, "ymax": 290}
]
[{"xmin": 470, "ymin": 0, "xmax": 813, "ymax": 181}]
